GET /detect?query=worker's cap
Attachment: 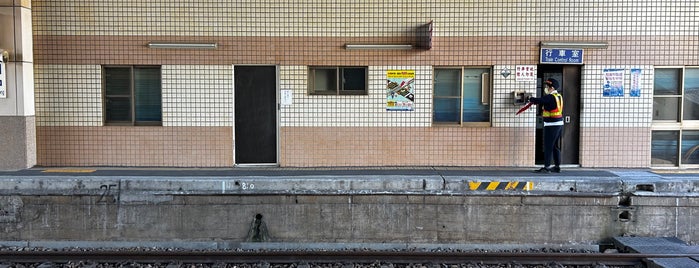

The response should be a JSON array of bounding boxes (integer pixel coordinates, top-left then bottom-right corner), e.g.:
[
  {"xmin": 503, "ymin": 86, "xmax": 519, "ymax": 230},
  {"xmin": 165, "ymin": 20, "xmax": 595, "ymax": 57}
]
[{"xmin": 544, "ymin": 78, "xmax": 559, "ymax": 89}]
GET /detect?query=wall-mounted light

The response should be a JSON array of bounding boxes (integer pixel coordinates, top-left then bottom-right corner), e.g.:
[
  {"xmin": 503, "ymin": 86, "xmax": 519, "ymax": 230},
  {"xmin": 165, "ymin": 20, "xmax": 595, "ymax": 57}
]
[
  {"xmin": 147, "ymin": 42, "xmax": 218, "ymax": 49},
  {"xmin": 540, "ymin": 41, "xmax": 608, "ymax": 49},
  {"xmin": 345, "ymin": 44, "xmax": 413, "ymax": 50}
]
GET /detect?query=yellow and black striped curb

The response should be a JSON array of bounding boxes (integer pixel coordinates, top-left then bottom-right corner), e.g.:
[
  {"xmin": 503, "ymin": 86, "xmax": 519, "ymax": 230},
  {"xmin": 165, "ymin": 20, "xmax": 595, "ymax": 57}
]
[{"xmin": 468, "ymin": 181, "xmax": 534, "ymax": 191}]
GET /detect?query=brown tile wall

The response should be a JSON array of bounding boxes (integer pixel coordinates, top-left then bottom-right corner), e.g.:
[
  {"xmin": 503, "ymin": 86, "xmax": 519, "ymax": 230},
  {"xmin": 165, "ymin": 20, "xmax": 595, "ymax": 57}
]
[
  {"xmin": 30, "ymin": 1, "xmax": 698, "ymax": 168},
  {"xmin": 280, "ymin": 127, "xmax": 535, "ymax": 167},
  {"xmin": 580, "ymin": 127, "xmax": 651, "ymax": 168},
  {"xmin": 33, "ymin": 36, "xmax": 698, "ymax": 66},
  {"xmin": 37, "ymin": 126, "xmax": 233, "ymax": 167},
  {"xmin": 34, "ymin": 119, "xmax": 650, "ymax": 168}
]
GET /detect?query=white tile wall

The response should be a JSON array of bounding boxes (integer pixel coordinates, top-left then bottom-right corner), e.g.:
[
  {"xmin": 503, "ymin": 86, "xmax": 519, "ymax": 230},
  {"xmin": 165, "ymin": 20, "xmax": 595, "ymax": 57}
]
[
  {"xmin": 32, "ymin": 1, "xmax": 698, "ymax": 38},
  {"xmin": 35, "ymin": 65, "xmax": 234, "ymax": 127},
  {"xmin": 492, "ymin": 65, "xmax": 538, "ymax": 128},
  {"xmin": 34, "ymin": 65, "xmax": 102, "ymax": 127},
  {"xmin": 280, "ymin": 65, "xmax": 432, "ymax": 127},
  {"xmin": 162, "ymin": 65, "xmax": 233, "ymax": 127},
  {"xmin": 581, "ymin": 65, "xmax": 653, "ymax": 128}
]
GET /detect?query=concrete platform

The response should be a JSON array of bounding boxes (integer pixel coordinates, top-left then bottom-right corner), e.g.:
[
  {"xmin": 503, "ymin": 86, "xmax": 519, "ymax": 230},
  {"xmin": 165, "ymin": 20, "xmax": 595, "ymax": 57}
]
[
  {"xmin": 0, "ymin": 167, "xmax": 697, "ymax": 196},
  {"xmin": 0, "ymin": 167, "xmax": 697, "ymax": 246}
]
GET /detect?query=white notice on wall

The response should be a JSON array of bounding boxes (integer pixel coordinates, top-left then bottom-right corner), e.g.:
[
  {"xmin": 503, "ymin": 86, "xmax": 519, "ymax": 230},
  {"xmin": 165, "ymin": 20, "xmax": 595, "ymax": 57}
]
[
  {"xmin": 281, "ymin": 89, "xmax": 292, "ymax": 105},
  {"xmin": 0, "ymin": 62, "xmax": 6, "ymax": 98},
  {"xmin": 515, "ymin": 65, "xmax": 537, "ymax": 82}
]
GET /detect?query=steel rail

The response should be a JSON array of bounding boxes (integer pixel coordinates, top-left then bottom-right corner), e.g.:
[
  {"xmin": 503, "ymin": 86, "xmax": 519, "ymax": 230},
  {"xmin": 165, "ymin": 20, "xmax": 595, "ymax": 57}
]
[{"xmin": 1, "ymin": 251, "xmax": 696, "ymax": 265}]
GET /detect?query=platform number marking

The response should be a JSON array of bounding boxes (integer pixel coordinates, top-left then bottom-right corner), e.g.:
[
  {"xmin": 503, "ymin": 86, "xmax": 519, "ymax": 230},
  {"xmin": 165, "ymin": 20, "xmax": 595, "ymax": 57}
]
[
  {"xmin": 240, "ymin": 182, "xmax": 255, "ymax": 190},
  {"xmin": 97, "ymin": 183, "xmax": 119, "ymax": 203}
]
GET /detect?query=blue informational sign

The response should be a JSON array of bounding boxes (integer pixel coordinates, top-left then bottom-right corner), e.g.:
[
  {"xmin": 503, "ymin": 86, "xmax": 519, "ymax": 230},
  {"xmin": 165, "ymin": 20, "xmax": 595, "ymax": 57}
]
[
  {"xmin": 629, "ymin": 69, "xmax": 642, "ymax": 97},
  {"xmin": 540, "ymin": 48, "xmax": 584, "ymax": 64}
]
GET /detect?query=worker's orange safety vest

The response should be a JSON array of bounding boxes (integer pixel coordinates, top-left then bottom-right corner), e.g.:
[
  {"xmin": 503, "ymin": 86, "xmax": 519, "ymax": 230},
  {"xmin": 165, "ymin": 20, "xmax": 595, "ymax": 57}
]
[{"xmin": 542, "ymin": 93, "xmax": 563, "ymax": 118}]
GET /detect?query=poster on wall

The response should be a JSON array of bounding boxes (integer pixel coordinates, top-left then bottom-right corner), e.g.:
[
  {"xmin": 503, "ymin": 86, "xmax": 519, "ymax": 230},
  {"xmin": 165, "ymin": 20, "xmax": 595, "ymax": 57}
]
[
  {"xmin": 515, "ymin": 65, "xmax": 537, "ymax": 82},
  {"xmin": 0, "ymin": 62, "xmax": 6, "ymax": 98},
  {"xmin": 630, "ymin": 69, "xmax": 642, "ymax": 97},
  {"xmin": 386, "ymin": 70, "xmax": 415, "ymax": 111},
  {"xmin": 281, "ymin": 89, "xmax": 293, "ymax": 105},
  {"xmin": 603, "ymin": 68, "xmax": 625, "ymax": 97}
]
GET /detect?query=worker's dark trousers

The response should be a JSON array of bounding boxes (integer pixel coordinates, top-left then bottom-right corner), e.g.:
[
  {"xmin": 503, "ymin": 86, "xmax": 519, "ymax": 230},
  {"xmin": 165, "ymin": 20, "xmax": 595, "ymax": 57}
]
[{"xmin": 543, "ymin": 125, "xmax": 563, "ymax": 168}]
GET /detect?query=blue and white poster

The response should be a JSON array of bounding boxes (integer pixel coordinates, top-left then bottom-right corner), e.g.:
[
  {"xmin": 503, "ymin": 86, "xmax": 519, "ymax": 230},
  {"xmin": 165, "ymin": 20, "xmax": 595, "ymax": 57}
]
[
  {"xmin": 630, "ymin": 69, "xmax": 641, "ymax": 97},
  {"xmin": 603, "ymin": 69, "xmax": 624, "ymax": 97}
]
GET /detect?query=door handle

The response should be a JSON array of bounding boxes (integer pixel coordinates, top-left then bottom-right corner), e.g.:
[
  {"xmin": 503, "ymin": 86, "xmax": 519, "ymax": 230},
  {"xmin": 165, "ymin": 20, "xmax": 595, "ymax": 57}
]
[{"xmin": 565, "ymin": 116, "xmax": 571, "ymax": 123}]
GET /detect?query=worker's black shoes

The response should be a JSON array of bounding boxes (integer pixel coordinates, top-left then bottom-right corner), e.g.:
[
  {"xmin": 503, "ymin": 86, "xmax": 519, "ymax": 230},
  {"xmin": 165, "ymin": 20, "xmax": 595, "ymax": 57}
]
[
  {"xmin": 534, "ymin": 166, "xmax": 561, "ymax": 173},
  {"xmin": 533, "ymin": 167, "xmax": 551, "ymax": 173}
]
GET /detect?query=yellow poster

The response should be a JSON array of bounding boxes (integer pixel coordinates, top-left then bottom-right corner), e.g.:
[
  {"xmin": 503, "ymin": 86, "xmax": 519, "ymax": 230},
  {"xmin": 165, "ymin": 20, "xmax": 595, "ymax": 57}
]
[{"xmin": 386, "ymin": 70, "xmax": 415, "ymax": 111}]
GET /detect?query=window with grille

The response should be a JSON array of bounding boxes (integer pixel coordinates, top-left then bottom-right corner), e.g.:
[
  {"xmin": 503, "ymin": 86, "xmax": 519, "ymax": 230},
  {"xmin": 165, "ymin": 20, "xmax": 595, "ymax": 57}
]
[
  {"xmin": 651, "ymin": 67, "xmax": 699, "ymax": 166},
  {"xmin": 309, "ymin": 66, "xmax": 368, "ymax": 95},
  {"xmin": 433, "ymin": 67, "xmax": 491, "ymax": 126},
  {"xmin": 103, "ymin": 66, "xmax": 162, "ymax": 125}
]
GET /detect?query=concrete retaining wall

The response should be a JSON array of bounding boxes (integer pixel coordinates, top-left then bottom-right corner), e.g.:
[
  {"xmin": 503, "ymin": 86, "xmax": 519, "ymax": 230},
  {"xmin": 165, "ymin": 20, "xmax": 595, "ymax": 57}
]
[
  {"xmin": 0, "ymin": 171, "xmax": 697, "ymax": 245},
  {"xmin": 0, "ymin": 193, "xmax": 696, "ymax": 245}
]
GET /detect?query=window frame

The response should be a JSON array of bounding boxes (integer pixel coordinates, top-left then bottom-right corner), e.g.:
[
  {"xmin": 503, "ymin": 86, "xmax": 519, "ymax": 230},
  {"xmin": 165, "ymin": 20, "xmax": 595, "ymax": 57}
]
[
  {"xmin": 432, "ymin": 66, "xmax": 492, "ymax": 127},
  {"xmin": 651, "ymin": 66, "xmax": 699, "ymax": 168},
  {"xmin": 308, "ymin": 66, "xmax": 368, "ymax": 95},
  {"xmin": 102, "ymin": 65, "xmax": 163, "ymax": 126}
]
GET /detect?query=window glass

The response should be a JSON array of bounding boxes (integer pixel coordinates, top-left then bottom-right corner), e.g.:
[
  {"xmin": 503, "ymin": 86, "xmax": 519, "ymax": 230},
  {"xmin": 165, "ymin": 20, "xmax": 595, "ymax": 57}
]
[
  {"xmin": 433, "ymin": 68, "xmax": 491, "ymax": 124},
  {"xmin": 310, "ymin": 67, "xmax": 367, "ymax": 95},
  {"xmin": 653, "ymin": 68, "xmax": 682, "ymax": 122},
  {"xmin": 341, "ymin": 67, "xmax": 366, "ymax": 92},
  {"xmin": 105, "ymin": 68, "xmax": 131, "ymax": 95},
  {"xmin": 462, "ymin": 68, "xmax": 490, "ymax": 122},
  {"xmin": 653, "ymin": 97, "xmax": 681, "ymax": 121},
  {"xmin": 434, "ymin": 69, "xmax": 460, "ymax": 96},
  {"xmin": 104, "ymin": 66, "xmax": 162, "ymax": 125},
  {"xmin": 651, "ymin": 131, "xmax": 679, "ymax": 166},
  {"xmin": 433, "ymin": 69, "xmax": 461, "ymax": 123},
  {"xmin": 681, "ymin": 130, "xmax": 699, "ymax": 164},
  {"xmin": 653, "ymin": 68, "xmax": 681, "ymax": 95},
  {"xmin": 433, "ymin": 98, "xmax": 460, "ymax": 122},
  {"xmin": 134, "ymin": 67, "xmax": 162, "ymax": 122},
  {"xmin": 651, "ymin": 67, "xmax": 699, "ymax": 167},
  {"xmin": 682, "ymin": 68, "xmax": 699, "ymax": 120},
  {"xmin": 312, "ymin": 68, "xmax": 337, "ymax": 94},
  {"xmin": 105, "ymin": 97, "xmax": 131, "ymax": 122},
  {"xmin": 104, "ymin": 67, "xmax": 132, "ymax": 122}
]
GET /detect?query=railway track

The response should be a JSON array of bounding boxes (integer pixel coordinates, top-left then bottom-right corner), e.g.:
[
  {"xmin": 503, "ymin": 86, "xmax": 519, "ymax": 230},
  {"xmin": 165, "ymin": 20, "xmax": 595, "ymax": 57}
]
[{"xmin": 2, "ymin": 250, "xmax": 698, "ymax": 267}]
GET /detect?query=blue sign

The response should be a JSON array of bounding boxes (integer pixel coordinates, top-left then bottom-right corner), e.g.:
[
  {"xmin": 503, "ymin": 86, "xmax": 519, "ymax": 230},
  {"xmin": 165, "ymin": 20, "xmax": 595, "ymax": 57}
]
[{"xmin": 540, "ymin": 48, "xmax": 584, "ymax": 64}]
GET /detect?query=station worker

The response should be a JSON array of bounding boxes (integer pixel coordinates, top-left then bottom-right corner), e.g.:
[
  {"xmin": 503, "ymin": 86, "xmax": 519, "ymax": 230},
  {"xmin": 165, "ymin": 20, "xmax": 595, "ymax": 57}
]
[{"xmin": 528, "ymin": 78, "xmax": 563, "ymax": 173}]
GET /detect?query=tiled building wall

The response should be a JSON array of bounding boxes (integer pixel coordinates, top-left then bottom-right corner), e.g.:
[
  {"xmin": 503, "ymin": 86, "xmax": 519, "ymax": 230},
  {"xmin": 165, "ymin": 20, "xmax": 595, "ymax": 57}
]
[
  {"xmin": 280, "ymin": 66, "xmax": 433, "ymax": 128},
  {"xmin": 35, "ymin": 65, "xmax": 234, "ymax": 166},
  {"xmin": 37, "ymin": 126, "xmax": 232, "ymax": 167},
  {"xmin": 32, "ymin": 0, "xmax": 698, "ymax": 167},
  {"xmin": 162, "ymin": 65, "xmax": 232, "ymax": 127},
  {"xmin": 580, "ymin": 65, "xmax": 654, "ymax": 167},
  {"xmin": 34, "ymin": 65, "xmax": 102, "ymax": 127}
]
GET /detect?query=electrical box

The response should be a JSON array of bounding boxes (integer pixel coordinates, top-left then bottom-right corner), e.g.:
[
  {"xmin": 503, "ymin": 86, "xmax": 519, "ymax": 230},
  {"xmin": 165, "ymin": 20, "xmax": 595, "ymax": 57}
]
[{"xmin": 512, "ymin": 90, "xmax": 531, "ymax": 105}]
